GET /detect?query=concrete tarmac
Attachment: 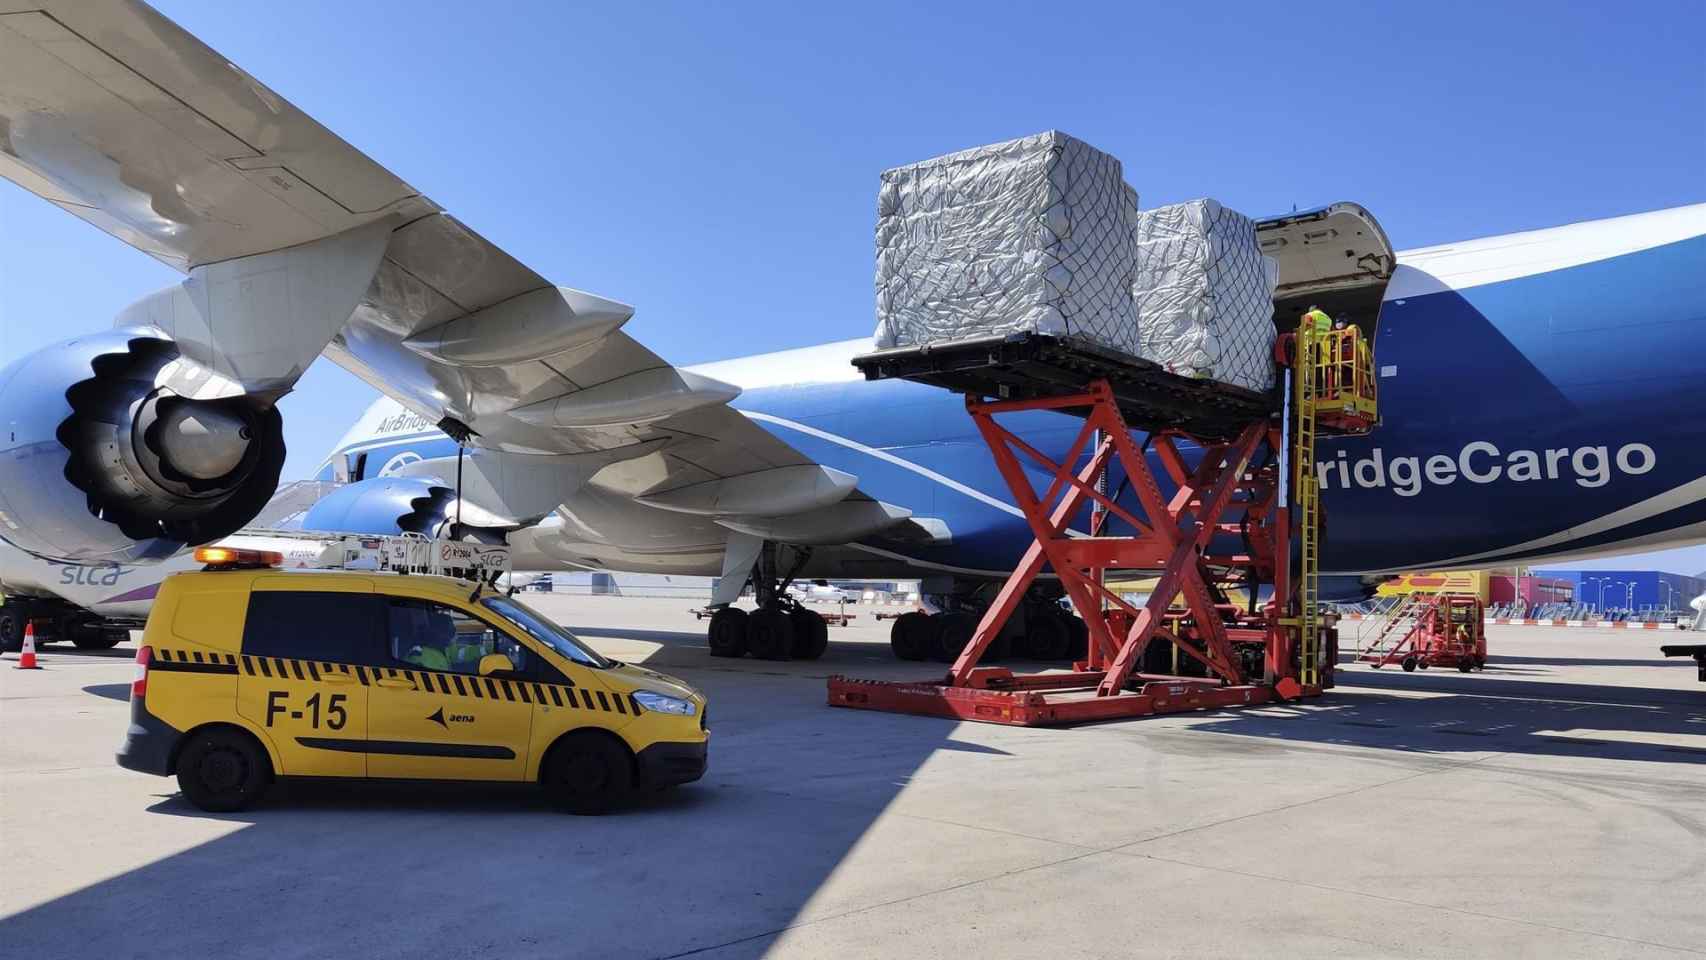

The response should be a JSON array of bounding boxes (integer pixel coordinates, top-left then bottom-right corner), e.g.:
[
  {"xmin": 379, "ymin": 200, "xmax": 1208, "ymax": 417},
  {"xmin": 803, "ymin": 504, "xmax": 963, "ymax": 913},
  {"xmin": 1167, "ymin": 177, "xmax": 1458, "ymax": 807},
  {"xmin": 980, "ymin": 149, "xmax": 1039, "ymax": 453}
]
[{"xmin": 2, "ymin": 596, "xmax": 1703, "ymax": 959}]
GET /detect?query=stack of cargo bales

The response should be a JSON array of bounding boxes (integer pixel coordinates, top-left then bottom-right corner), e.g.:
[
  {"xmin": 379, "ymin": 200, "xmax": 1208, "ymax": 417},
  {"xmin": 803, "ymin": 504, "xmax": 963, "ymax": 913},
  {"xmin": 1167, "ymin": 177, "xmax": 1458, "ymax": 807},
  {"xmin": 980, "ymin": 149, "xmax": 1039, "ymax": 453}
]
[
  {"xmin": 873, "ymin": 131, "xmax": 1142, "ymax": 354},
  {"xmin": 1130, "ymin": 199, "xmax": 1280, "ymax": 393}
]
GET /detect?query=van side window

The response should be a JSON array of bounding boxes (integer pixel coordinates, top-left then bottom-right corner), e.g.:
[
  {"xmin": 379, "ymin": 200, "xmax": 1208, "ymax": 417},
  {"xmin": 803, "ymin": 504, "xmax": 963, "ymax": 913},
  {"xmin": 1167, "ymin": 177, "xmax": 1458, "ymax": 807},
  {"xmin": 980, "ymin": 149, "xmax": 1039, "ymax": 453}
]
[
  {"xmin": 386, "ymin": 598, "xmax": 528, "ymax": 676},
  {"xmin": 242, "ymin": 592, "xmax": 382, "ymax": 662}
]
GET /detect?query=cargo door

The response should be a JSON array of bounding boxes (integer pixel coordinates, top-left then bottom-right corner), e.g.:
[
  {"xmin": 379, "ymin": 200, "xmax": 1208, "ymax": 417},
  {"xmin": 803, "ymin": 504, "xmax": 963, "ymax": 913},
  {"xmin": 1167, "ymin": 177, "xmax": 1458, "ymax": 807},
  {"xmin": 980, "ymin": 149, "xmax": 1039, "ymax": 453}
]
[
  {"xmin": 1257, "ymin": 203, "xmax": 1396, "ymax": 330},
  {"xmin": 237, "ymin": 582, "xmax": 380, "ymax": 777}
]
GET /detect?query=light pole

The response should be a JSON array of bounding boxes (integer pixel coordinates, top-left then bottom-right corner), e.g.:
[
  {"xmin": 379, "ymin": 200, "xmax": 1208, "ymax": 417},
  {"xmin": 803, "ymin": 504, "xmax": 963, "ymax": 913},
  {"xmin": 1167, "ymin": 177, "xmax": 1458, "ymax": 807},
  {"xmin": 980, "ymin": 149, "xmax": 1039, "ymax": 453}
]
[{"xmin": 1588, "ymin": 577, "xmax": 1606, "ymax": 613}]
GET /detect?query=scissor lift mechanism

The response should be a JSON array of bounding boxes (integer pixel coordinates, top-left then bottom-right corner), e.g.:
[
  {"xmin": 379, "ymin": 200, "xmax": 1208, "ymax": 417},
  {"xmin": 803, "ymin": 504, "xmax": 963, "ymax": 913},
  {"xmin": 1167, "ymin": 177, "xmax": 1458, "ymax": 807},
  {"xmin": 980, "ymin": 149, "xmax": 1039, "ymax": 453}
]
[{"xmin": 829, "ymin": 327, "xmax": 1374, "ymax": 726}]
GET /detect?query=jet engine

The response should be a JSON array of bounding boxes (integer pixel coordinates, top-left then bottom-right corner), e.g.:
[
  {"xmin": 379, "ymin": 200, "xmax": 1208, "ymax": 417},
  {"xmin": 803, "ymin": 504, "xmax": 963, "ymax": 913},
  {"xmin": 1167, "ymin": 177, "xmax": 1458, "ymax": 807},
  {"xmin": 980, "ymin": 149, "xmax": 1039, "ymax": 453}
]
[
  {"xmin": 299, "ymin": 476, "xmax": 512, "ymax": 544},
  {"xmin": 0, "ymin": 331, "xmax": 286, "ymax": 563}
]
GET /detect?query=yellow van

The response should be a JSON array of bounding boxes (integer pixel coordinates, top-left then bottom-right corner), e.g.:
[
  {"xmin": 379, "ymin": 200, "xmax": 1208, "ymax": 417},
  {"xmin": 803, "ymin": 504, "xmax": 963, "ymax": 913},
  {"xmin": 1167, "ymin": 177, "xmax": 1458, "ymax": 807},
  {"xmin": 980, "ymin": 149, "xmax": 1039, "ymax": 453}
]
[{"xmin": 117, "ymin": 548, "xmax": 706, "ymax": 814}]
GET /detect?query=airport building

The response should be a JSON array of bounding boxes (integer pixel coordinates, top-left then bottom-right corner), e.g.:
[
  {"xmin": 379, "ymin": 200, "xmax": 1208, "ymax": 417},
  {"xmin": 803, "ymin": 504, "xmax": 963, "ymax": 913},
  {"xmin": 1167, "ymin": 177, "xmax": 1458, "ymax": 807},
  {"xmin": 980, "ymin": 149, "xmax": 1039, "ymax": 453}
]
[{"xmin": 1534, "ymin": 570, "xmax": 1705, "ymax": 613}]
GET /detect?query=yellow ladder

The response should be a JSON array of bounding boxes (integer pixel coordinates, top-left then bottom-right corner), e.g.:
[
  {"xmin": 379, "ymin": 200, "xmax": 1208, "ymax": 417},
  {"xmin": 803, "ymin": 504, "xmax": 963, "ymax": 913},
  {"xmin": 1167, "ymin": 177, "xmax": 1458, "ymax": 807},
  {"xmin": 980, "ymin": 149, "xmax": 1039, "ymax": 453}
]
[{"xmin": 1295, "ymin": 320, "xmax": 1323, "ymax": 687}]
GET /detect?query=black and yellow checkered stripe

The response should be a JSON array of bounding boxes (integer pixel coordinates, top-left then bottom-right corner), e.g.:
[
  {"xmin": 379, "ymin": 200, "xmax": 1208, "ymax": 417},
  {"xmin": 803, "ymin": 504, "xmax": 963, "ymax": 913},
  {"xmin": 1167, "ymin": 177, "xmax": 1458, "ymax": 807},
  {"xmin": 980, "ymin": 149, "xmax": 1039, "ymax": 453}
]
[
  {"xmin": 209, "ymin": 650, "xmax": 641, "ymax": 715},
  {"xmin": 151, "ymin": 648, "xmax": 238, "ymax": 674}
]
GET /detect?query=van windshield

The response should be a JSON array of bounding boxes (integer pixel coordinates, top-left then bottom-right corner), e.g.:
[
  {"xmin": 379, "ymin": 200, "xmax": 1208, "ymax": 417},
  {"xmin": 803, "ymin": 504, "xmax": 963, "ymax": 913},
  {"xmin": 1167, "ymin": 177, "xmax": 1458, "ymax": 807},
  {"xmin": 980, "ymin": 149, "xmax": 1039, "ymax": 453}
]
[{"xmin": 481, "ymin": 595, "xmax": 609, "ymax": 668}]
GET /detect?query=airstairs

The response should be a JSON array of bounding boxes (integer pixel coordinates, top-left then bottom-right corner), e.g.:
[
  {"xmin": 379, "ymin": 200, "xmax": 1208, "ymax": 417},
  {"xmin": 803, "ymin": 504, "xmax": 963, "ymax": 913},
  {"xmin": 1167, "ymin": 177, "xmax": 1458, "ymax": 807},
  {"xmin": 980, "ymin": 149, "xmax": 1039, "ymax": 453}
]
[{"xmin": 1355, "ymin": 591, "xmax": 1428, "ymax": 663}]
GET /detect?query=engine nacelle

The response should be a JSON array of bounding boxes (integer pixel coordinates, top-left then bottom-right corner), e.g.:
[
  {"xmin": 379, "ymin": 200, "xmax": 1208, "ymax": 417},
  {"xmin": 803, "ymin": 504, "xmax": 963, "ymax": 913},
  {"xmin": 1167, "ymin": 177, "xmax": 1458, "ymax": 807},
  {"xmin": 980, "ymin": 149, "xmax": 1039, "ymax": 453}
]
[
  {"xmin": 300, "ymin": 476, "xmax": 510, "ymax": 544},
  {"xmin": 0, "ymin": 332, "xmax": 285, "ymax": 563}
]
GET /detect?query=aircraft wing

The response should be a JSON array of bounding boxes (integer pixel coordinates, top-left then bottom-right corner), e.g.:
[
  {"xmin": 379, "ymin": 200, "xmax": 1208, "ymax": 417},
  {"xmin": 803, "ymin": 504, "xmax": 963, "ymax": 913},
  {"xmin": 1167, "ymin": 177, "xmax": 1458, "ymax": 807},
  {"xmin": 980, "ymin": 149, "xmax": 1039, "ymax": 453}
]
[{"xmin": 0, "ymin": 1, "xmax": 900, "ymax": 537}]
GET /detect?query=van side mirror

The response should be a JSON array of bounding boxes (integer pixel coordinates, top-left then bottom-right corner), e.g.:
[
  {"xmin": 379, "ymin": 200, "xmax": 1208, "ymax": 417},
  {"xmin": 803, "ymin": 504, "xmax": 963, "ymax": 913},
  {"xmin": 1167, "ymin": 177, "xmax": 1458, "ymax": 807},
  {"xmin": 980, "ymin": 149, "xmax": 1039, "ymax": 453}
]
[{"xmin": 477, "ymin": 653, "xmax": 515, "ymax": 677}]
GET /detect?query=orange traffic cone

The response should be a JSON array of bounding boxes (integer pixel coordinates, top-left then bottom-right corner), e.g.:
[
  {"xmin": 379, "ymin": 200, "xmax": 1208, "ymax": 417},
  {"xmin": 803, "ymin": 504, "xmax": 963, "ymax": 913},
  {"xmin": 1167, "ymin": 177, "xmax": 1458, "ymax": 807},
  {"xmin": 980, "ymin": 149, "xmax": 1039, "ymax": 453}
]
[{"xmin": 16, "ymin": 622, "xmax": 40, "ymax": 669}]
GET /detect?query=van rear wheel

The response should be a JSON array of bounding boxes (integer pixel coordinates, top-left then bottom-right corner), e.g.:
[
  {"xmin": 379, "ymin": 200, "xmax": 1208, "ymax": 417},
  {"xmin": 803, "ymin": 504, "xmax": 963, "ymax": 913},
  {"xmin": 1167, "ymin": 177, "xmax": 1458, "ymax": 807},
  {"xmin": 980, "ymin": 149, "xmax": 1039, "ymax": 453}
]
[
  {"xmin": 176, "ymin": 728, "xmax": 270, "ymax": 812},
  {"xmin": 543, "ymin": 732, "xmax": 634, "ymax": 815}
]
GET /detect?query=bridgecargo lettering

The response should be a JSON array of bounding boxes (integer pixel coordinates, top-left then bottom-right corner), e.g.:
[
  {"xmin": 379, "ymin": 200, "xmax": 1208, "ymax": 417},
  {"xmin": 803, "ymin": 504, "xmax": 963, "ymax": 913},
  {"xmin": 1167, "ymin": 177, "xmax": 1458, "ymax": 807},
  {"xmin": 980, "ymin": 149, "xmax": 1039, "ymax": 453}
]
[{"xmin": 1317, "ymin": 442, "xmax": 1656, "ymax": 497}]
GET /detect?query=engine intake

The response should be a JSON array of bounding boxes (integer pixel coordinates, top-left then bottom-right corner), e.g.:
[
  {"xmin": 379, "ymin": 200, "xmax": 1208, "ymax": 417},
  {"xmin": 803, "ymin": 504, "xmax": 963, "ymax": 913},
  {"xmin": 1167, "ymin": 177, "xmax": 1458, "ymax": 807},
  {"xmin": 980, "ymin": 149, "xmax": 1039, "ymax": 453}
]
[{"xmin": 0, "ymin": 332, "xmax": 285, "ymax": 562}]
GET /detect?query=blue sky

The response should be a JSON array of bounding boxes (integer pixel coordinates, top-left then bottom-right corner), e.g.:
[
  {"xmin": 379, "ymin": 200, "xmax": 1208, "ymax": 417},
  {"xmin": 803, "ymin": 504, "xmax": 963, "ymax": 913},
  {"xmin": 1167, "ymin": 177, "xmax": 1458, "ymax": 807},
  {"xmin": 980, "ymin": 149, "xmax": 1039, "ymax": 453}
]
[{"xmin": 2, "ymin": 0, "xmax": 1702, "ymax": 572}]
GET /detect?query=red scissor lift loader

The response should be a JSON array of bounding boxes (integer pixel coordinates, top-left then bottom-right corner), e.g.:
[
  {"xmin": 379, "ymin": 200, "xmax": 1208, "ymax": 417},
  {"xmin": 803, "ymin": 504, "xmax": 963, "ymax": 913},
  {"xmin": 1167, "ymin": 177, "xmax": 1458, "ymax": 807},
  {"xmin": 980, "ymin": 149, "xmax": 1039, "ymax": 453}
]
[
  {"xmin": 1358, "ymin": 593, "xmax": 1487, "ymax": 673},
  {"xmin": 829, "ymin": 324, "xmax": 1376, "ymax": 727}
]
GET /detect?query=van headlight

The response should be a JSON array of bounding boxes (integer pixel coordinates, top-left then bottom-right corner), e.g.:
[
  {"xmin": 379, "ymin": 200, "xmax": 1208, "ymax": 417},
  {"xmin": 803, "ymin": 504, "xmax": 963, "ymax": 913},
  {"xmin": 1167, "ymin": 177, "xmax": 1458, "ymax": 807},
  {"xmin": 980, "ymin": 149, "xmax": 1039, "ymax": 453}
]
[{"xmin": 632, "ymin": 690, "xmax": 696, "ymax": 717}]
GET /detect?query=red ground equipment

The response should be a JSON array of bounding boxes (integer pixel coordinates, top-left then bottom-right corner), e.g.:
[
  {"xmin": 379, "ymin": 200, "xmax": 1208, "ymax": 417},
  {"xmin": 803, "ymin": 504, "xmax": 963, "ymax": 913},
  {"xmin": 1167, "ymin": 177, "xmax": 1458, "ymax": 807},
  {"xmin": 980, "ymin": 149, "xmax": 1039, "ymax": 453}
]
[
  {"xmin": 829, "ymin": 323, "xmax": 1375, "ymax": 727},
  {"xmin": 1357, "ymin": 593, "xmax": 1487, "ymax": 673}
]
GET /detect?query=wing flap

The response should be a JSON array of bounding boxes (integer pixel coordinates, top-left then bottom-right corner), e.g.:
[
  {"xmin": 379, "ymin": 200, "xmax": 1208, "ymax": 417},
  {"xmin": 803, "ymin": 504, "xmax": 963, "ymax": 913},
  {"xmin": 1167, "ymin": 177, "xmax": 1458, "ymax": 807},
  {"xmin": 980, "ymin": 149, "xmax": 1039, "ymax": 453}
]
[{"xmin": 2, "ymin": 1, "xmax": 881, "ymax": 534}]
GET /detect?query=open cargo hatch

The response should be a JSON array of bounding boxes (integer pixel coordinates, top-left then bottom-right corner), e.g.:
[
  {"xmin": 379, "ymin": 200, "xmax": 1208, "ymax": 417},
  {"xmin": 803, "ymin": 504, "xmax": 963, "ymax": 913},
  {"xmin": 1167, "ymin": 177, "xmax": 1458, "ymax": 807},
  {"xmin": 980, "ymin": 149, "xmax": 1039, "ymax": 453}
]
[{"xmin": 1256, "ymin": 202, "xmax": 1395, "ymax": 331}]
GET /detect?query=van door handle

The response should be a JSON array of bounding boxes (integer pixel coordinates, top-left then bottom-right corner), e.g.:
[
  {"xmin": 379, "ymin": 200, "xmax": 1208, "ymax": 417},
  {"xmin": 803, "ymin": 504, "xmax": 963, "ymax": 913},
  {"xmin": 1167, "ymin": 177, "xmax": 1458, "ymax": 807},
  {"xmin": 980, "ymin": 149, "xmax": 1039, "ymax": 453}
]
[
  {"xmin": 375, "ymin": 677, "xmax": 415, "ymax": 690},
  {"xmin": 321, "ymin": 672, "xmax": 356, "ymax": 685}
]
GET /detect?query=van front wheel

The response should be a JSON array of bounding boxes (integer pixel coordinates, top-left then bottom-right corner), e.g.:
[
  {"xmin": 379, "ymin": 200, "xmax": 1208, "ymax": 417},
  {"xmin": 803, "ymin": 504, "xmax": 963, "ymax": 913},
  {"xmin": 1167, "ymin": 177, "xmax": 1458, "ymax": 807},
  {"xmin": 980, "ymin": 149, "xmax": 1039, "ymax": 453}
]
[{"xmin": 543, "ymin": 732, "xmax": 634, "ymax": 815}]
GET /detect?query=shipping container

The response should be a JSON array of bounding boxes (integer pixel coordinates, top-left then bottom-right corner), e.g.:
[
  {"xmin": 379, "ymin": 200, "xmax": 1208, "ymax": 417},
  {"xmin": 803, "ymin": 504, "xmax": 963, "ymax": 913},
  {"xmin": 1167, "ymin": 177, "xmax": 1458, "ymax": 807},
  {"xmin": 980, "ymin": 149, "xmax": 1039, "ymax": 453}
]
[{"xmin": 1375, "ymin": 570, "xmax": 1489, "ymax": 603}]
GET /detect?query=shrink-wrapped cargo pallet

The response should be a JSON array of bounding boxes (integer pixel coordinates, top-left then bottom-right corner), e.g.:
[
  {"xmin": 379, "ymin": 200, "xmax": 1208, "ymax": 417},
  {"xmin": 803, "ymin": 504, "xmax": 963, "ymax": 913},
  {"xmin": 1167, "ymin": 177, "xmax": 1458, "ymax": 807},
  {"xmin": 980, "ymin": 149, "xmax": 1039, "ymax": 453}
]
[
  {"xmin": 873, "ymin": 131, "xmax": 1141, "ymax": 354},
  {"xmin": 1131, "ymin": 199, "xmax": 1279, "ymax": 392}
]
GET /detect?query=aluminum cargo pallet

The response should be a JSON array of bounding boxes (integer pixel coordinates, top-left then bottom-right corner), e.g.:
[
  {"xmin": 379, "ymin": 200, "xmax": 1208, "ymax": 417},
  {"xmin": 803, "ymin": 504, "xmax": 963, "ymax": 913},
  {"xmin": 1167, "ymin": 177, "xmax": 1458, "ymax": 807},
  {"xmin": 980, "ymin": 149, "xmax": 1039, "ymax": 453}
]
[{"xmin": 851, "ymin": 332, "xmax": 1275, "ymax": 441}]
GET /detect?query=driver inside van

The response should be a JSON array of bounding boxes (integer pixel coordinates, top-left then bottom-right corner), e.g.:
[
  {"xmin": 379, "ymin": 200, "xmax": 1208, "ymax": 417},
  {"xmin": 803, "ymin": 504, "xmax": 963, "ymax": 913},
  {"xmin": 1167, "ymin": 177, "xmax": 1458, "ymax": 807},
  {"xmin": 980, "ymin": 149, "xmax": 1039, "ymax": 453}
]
[{"xmin": 394, "ymin": 606, "xmax": 457, "ymax": 671}]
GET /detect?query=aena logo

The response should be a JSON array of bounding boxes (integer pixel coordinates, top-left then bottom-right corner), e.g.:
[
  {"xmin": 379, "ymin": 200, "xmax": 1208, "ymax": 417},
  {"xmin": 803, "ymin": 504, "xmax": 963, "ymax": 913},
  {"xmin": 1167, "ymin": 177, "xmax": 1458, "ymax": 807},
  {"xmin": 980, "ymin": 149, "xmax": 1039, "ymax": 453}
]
[{"xmin": 1318, "ymin": 441, "xmax": 1656, "ymax": 497}]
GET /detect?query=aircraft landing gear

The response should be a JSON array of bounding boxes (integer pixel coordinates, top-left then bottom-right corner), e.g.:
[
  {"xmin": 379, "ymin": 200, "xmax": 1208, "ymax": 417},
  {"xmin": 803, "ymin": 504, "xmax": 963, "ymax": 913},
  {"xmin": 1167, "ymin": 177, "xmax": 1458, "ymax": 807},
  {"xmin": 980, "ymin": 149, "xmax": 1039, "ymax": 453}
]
[
  {"xmin": 887, "ymin": 593, "xmax": 1086, "ymax": 664},
  {"xmin": 705, "ymin": 542, "xmax": 827, "ymax": 661}
]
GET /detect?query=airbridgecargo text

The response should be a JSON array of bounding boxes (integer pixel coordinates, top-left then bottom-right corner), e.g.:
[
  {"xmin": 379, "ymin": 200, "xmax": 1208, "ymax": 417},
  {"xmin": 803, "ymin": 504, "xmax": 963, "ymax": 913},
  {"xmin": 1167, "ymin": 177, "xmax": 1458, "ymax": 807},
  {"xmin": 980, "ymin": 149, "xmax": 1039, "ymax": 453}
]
[{"xmin": 1317, "ymin": 442, "xmax": 1656, "ymax": 496}]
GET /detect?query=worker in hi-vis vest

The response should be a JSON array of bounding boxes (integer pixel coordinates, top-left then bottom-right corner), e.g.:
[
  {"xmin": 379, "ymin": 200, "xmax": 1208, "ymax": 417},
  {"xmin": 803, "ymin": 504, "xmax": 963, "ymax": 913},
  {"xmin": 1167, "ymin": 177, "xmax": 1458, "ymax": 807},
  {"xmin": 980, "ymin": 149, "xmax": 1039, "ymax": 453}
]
[{"xmin": 1302, "ymin": 306, "xmax": 1333, "ymax": 397}]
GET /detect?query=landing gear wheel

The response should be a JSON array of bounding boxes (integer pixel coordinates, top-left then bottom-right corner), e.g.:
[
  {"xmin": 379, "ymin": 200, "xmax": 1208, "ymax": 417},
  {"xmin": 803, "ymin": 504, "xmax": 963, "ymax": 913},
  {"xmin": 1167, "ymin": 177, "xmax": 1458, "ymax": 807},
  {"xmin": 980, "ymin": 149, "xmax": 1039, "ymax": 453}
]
[
  {"xmin": 70, "ymin": 620, "xmax": 124, "ymax": 650},
  {"xmin": 745, "ymin": 607, "xmax": 795, "ymax": 660},
  {"xmin": 176, "ymin": 728, "xmax": 270, "ymax": 812},
  {"xmin": 543, "ymin": 732, "xmax": 634, "ymax": 815},
  {"xmin": 707, "ymin": 607, "xmax": 749, "ymax": 658},
  {"xmin": 1401, "ymin": 655, "xmax": 1418, "ymax": 672},
  {"xmin": 1024, "ymin": 612, "xmax": 1071, "ymax": 660},
  {"xmin": 0, "ymin": 607, "xmax": 23, "ymax": 654},
  {"xmin": 1417, "ymin": 660, "xmax": 1429, "ymax": 670},
  {"xmin": 932, "ymin": 612, "xmax": 977, "ymax": 663},
  {"xmin": 789, "ymin": 607, "xmax": 829, "ymax": 660},
  {"xmin": 890, "ymin": 612, "xmax": 931, "ymax": 661},
  {"xmin": 1457, "ymin": 659, "xmax": 1473, "ymax": 673}
]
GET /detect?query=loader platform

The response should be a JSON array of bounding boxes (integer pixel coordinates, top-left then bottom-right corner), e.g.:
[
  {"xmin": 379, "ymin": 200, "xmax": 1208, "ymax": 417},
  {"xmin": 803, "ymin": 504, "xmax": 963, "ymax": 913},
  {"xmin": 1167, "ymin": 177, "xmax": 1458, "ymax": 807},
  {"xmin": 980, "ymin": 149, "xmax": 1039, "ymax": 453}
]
[{"xmin": 852, "ymin": 333, "xmax": 1274, "ymax": 441}]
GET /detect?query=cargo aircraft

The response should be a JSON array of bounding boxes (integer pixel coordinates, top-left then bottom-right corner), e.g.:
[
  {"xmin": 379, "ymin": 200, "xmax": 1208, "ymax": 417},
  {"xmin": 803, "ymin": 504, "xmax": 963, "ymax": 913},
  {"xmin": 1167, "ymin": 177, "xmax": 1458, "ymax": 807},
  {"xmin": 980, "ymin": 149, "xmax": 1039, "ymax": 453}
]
[{"xmin": 1, "ymin": 2, "xmax": 1702, "ymax": 656}]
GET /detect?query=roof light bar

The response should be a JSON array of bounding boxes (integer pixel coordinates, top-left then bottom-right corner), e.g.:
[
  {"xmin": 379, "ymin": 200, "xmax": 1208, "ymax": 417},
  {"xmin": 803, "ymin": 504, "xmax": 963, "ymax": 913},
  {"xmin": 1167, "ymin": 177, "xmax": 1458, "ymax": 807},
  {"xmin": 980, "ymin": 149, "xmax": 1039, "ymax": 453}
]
[{"xmin": 193, "ymin": 546, "xmax": 283, "ymax": 569}]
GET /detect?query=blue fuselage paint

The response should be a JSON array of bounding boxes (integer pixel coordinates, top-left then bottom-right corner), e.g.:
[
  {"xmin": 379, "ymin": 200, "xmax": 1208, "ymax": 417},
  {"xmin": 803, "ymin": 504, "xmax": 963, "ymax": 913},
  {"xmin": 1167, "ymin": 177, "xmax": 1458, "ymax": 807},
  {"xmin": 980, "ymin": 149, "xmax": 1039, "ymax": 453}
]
[
  {"xmin": 731, "ymin": 233, "xmax": 1706, "ymax": 575},
  {"xmin": 310, "ymin": 231, "xmax": 1706, "ymax": 578}
]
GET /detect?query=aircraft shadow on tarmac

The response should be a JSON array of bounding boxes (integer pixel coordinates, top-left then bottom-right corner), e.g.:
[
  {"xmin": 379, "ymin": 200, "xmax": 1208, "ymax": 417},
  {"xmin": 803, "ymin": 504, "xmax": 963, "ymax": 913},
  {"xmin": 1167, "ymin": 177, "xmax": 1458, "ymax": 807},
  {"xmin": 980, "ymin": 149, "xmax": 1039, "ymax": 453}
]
[
  {"xmin": 4, "ymin": 634, "xmax": 979, "ymax": 960},
  {"xmin": 11, "ymin": 629, "xmax": 1702, "ymax": 958},
  {"xmin": 1193, "ymin": 665, "xmax": 1706, "ymax": 766},
  {"xmin": 1489, "ymin": 654, "xmax": 1700, "ymax": 669}
]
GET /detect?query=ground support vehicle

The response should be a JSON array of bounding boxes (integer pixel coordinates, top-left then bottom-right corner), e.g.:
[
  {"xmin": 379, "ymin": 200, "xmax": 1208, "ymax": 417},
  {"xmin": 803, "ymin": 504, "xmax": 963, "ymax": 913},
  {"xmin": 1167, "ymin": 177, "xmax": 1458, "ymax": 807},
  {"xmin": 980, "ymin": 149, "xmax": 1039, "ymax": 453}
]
[
  {"xmin": 1661, "ymin": 643, "xmax": 1706, "ymax": 682},
  {"xmin": 116, "ymin": 543, "xmax": 707, "ymax": 813},
  {"xmin": 826, "ymin": 324, "xmax": 1374, "ymax": 727},
  {"xmin": 1358, "ymin": 593, "xmax": 1488, "ymax": 672}
]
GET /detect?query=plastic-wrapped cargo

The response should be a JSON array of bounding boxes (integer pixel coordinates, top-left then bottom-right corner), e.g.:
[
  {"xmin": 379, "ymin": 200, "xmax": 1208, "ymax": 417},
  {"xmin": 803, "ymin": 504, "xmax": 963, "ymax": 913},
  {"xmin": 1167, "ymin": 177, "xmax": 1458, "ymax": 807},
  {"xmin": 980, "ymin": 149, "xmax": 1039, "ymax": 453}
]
[
  {"xmin": 1131, "ymin": 199, "xmax": 1280, "ymax": 393},
  {"xmin": 873, "ymin": 131, "xmax": 1141, "ymax": 354}
]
